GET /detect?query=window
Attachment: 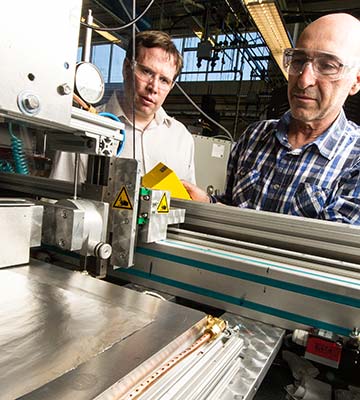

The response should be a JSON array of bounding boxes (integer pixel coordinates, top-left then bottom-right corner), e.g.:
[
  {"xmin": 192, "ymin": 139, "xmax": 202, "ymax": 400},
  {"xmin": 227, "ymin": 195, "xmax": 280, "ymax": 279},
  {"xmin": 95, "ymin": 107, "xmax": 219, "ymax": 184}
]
[
  {"xmin": 86, "ymin": 33, "xmax": 270, "ymax": 84},
  {"xmin": 77, "ymin": 47, "xmax": 83, "ymax": 62},
  {"xmin": 176, "ymin": 33, "xmax": 269, "ymax": 82},
  {"xmin": 92, "ymin": 44, "xmax": 111, "ymax": 82},
  {"xmin": 110, "ymin": 45, "xmax": 126, "ymax": 82}
]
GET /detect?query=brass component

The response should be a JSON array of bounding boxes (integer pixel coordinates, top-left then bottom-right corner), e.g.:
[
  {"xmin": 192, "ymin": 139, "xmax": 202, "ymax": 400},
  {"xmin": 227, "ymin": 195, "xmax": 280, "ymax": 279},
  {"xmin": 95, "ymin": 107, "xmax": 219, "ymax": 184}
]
[{"xmin": 204, "ymin": 315, "xmax": 228, "ymax": 339}]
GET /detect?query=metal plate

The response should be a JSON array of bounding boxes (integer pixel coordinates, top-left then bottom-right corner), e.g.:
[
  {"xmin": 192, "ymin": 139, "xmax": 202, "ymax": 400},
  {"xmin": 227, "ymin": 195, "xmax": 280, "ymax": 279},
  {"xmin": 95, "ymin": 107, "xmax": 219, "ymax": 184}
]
[
  {"xmin": 0, "ymin": 260, "xmax": 205, "ymax": 399},
  {"xmin": 220, "ymin": 313, "xmax": 285, "ymax": 400},
  {"xmin": 0, "ymin": 206, "xmax": 32, "ymax": 267}
]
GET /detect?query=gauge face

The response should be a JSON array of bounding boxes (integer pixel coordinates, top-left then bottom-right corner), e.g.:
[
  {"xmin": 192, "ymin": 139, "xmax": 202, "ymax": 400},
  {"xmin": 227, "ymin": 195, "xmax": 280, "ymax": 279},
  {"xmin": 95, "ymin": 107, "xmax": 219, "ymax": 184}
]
[{"xmin": 75, "ymin": 62, "xmax": 105, "ymax": 104}]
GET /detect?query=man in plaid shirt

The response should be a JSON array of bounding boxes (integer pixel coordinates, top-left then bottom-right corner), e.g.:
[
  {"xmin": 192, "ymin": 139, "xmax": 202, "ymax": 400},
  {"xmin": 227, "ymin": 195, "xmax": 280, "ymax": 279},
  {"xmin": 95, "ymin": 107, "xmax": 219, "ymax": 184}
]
[{"xmin": 184, "ymin": 13, "xmax": 360, "ymax": 224}]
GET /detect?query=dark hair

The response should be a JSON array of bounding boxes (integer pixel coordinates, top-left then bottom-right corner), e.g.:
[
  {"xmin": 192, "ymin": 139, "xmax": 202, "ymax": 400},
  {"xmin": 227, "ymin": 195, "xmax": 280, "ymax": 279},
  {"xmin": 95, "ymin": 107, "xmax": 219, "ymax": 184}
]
[{"xmin": 126, "ymin": 30, "xmax": 183, "ymax": 79}]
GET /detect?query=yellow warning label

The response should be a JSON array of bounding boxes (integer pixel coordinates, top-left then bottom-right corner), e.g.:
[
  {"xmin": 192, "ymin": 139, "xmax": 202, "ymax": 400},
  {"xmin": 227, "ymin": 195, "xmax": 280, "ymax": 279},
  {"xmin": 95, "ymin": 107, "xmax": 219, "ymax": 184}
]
[
  {"xmin": 113, "ymin": 186, "xmax": 133, "ymax": 210},
  {"xmin": 157, "ymin": 193, "xmax": 169, "ymax": 214}
]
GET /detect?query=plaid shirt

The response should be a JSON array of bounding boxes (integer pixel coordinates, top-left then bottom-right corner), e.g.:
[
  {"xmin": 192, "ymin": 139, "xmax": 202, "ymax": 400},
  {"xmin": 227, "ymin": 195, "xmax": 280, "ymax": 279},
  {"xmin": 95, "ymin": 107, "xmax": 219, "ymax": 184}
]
[{"xmin": 217, "ymin": 109, "xmax": 360, "ymax": 224}]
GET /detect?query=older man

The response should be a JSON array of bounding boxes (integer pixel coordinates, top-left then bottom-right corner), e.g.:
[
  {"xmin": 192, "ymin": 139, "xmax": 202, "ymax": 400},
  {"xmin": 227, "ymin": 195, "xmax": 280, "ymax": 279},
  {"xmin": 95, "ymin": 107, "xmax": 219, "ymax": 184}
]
[
  {"xmin": 51, "ymin": 31, "xmax": 196, "ymax": 183},
  {"xmin": 184, "ymin": 13, "xmax": 360, "ymax": 224}
]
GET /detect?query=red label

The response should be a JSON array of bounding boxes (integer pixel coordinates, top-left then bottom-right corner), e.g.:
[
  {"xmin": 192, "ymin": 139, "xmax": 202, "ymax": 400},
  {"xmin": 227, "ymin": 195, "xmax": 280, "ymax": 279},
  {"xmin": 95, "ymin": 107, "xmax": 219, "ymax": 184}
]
[{"xmin": 306, "ymin": 337, "xmax": 342, "ymax": 362}]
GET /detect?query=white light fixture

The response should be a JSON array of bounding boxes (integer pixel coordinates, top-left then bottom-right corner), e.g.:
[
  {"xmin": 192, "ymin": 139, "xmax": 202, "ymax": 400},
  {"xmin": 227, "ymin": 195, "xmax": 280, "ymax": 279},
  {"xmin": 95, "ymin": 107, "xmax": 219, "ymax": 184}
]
[
  {"xmin": 81, "ymin": 17, "xmax": 121, "ymax": 44},
  {"xmin": 243, "ymin": 0, "xmax": 292, "ymax": 78}
]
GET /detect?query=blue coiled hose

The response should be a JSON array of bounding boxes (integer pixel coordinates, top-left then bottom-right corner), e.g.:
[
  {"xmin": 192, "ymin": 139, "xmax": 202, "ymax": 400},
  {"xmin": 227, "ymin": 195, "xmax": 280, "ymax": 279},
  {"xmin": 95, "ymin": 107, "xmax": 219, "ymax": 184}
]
[
  {"xmin": 8, "ymin": 122, "xmax": 30, "ymax": 175},
  {"xmin": 98, "ymin": 112, "xmax": 126, "ymax": 156},
  {"xmin": 0, "ymin": 160, "xmax": 15, "ymax": 173}
]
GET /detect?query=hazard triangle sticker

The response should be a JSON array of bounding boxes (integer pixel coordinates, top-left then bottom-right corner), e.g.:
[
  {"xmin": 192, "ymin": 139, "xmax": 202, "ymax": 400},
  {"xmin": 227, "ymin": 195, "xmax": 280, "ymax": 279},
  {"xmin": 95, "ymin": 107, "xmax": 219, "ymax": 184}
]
[
  {"xmin": 157, "ymin": 193, "xmax": 169, "ymax": 214},
  {"xmin": 113, "ymin": 186, "xmax": 133, "ymax": 210}
]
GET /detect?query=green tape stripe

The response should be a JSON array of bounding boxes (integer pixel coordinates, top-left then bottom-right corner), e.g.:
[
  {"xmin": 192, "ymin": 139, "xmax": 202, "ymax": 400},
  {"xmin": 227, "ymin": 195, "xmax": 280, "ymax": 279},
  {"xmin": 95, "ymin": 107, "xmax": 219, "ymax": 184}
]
[
  {"xmin": 120, "ymin": 267, "xmax": 351, "ymax": 337},
  {"xmin": 136, "ymin": 247, "xmax": 360, "ymax": 309}
]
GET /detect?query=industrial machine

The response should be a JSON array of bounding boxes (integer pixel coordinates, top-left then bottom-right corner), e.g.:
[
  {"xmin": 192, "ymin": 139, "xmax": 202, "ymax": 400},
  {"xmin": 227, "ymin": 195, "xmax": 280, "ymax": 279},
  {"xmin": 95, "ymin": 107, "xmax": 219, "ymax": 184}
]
[
  {"xmin": 0, "ymin": 1, "xmax": 358, "ymax": 399},
  {"xmin": 0, "ymin": 1, "xmax": 284, "ymax": 399},
  {"xmin": 118, "ymin": 200, "xmax": 360, "ymax": 335}
]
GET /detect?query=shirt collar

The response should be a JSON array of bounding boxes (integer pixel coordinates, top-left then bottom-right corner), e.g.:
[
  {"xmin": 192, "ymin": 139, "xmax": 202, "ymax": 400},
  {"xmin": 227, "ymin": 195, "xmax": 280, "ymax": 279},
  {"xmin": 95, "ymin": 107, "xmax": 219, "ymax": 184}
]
[
  {"xmin": 275, "ymin": 109, "xmax": 348, "ymax": 160},
  {"xmin": 105, "ymin": 90, "xmax": 173, "ymax": 128},
  {"xmin": 154, "ymin": 106, "xmax": 172, "ymax": 127}
]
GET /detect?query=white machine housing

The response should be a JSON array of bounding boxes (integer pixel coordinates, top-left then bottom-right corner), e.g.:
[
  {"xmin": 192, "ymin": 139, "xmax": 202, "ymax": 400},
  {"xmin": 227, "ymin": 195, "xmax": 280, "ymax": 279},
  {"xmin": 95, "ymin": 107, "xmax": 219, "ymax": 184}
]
[{"xmin": 0, "ymin": 0, "xmax": 82, "ymax": 129}]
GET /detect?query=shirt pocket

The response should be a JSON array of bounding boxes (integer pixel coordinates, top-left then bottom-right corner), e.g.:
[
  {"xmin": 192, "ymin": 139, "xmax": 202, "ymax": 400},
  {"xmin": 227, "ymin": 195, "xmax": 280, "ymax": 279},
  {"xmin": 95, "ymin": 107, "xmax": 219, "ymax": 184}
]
[
  {"xmin": 294, "ymin": 182, "xmax": 329, "ymax": 218},
  {"xmin": 233, "ymin": 169, "xmax": 261, "ymax": 207}
]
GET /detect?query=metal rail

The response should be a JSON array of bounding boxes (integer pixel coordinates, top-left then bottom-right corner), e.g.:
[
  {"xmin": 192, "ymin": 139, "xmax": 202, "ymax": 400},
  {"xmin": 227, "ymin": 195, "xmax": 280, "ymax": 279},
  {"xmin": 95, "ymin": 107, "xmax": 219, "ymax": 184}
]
[{"xmin": 171, "ymin": 199, "xmax": 360, "ymax": 265}]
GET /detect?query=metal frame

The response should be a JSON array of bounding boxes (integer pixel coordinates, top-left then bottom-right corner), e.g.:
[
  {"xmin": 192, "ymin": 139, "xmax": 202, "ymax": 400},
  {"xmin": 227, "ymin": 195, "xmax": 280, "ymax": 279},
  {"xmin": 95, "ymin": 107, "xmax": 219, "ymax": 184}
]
[{"xmin": 112, "ymin": 200, "xmax": 360, "ymax": 335}]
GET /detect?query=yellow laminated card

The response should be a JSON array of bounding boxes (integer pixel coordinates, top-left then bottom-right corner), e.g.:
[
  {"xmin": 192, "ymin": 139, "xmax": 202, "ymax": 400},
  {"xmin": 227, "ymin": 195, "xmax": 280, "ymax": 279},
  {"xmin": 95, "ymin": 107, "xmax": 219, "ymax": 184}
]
[{"xmin": 142, "ymin": 162, "xmax": 191, "ymax": 200}]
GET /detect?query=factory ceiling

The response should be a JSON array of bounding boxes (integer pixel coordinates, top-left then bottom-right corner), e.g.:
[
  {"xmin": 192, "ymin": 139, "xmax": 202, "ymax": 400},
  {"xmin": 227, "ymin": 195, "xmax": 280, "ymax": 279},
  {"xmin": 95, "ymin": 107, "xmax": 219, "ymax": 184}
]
[
  {"xmin": 81, "ymin": 0, "xmax": 360, "ymax": 47},
  {"xmin": 79, "ymin": 0, "xmax": 360, "ymax": 134}
]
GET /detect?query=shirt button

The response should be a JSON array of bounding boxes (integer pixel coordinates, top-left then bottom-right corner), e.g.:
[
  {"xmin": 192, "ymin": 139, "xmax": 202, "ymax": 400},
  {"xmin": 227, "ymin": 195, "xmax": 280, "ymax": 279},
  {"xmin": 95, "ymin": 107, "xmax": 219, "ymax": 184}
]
[{"xmin": 273, "ymin": 184, "xmax": 280, "ymax": 190}]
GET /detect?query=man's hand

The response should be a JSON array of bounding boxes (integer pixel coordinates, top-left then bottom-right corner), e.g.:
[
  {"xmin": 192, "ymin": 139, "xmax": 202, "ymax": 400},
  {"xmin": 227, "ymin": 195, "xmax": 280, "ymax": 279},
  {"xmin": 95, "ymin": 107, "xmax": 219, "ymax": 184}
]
[{"xmin": 182, "ymin": 180, "xmax": 211, "ymax": 203}]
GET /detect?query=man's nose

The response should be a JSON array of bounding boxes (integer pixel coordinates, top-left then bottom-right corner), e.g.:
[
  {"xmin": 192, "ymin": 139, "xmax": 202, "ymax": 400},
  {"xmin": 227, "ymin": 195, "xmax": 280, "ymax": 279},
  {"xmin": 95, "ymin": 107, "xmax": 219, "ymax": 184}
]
[
  {"xmin": 296, "ymin": 62, "xmax": 317, "ymax": 88},
  {"xmin": 147, "ymin": 76, "xmax": 159, "ymax": 93}
]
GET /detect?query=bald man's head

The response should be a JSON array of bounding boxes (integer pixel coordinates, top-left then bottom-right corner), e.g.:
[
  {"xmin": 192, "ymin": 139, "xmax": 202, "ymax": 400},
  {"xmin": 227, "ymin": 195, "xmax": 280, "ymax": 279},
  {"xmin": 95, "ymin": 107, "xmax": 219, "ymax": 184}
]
[
  {"xmin": 297, "ymin": 13, "xmax": 360, "ymax": 59},
  {"xmin": 287, "ymin": 13, "xmax": 360, "ymax": 130}
]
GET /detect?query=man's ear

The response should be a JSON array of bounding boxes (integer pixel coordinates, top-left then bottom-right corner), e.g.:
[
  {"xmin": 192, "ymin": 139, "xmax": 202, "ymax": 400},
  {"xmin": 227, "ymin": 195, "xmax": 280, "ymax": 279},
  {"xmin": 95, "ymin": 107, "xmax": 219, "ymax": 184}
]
[
  {"xmin": 122, "ymin": 58, "xmax": 131, "ymax": 80},
  {"xmin": 349, "ymin": 71, "xmax": 360, "ymax": 96}
]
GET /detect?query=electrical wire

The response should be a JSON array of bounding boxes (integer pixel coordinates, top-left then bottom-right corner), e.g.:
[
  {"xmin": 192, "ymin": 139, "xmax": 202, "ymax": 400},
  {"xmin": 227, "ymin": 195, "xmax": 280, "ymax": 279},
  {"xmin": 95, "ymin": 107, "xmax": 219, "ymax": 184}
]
[
  {"xmin": 98, "ymin": 112, "xmax": 126, "ymax": 156},
  {"xmin": 174, "ymin": 82, "xmax": 235, "ymax": 142},
  {"xmin": 131, "ymin": 3, "xmax": 136, "ymax": 160},
  {"xmin": 119, "ymin": 0, "xmax": 140, "ymax": 33},
  {"xmin": 80, "ymin": 0, "xmax": 155, "ymax": 32},
  {"xmin": 73, "ymin": 93, "xmax": 91, "ymax": 110},
  {"xmin": 8, "ymin": 122, "xmax": 30, "ymax": 175},
  {"xmin": 0, "ymin": 160, "xmax": 14, "ymax": 173}
]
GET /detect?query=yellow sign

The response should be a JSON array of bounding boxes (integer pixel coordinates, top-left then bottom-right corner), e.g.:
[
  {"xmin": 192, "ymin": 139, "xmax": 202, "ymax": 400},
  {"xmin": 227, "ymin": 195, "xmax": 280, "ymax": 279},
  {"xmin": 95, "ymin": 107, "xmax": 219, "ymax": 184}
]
[
  {"xmin": 157, "ymin": 193, "xmax": 169, "ymax": 214},
  {"xmin": 113, "ymin": 186, "xmax": 133, "ymax": 210}
]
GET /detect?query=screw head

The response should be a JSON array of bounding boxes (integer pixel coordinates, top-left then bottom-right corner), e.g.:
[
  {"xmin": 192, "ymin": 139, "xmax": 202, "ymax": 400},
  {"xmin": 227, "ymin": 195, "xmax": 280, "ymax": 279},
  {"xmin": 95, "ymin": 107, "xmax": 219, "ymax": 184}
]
[
  {"xmin": 24, "ymin": 95, "xmax": 40, "ymax": 110},
  {"xmin": 58, "ymin": 83, "xmax": 72, "ymax": 95}
]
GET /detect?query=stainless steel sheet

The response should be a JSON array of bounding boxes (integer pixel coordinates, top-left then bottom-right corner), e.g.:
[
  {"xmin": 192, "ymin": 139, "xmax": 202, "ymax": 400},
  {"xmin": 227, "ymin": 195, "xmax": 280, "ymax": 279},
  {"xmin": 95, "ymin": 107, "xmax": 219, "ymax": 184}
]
[
  {"xmin": 0, "ymin": 260, "xmax": 204, "ymax": 399},
  {"xmin": 0, "ymin": 268, "xmax": 153, "ymax": 399}
]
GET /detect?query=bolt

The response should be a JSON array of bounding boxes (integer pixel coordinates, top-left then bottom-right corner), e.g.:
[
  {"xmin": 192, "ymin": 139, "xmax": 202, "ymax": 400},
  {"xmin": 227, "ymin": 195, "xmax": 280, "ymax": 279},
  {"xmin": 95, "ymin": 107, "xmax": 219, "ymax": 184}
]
[
  {"xmin": 58, "ymin": 239, "xmax": 66, "ymax": 248},
  {"xmin": 24, "ymin": 95, "xmax": 40, "ymax": 110},
  {"xmin": 143, "ymin": 195, "xmax": 150, "ymax": 201},
  {"xmin": 58, "ymin": 83, "xmax": 72, "ymax": 95}
]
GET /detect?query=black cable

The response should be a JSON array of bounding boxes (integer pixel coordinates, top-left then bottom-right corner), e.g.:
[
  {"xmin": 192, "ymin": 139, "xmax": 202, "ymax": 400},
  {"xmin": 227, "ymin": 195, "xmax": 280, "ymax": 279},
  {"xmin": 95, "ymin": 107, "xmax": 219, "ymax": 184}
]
[{"xmin": 80, "ymin": 0, "xmax": 155, "ymax": 32}]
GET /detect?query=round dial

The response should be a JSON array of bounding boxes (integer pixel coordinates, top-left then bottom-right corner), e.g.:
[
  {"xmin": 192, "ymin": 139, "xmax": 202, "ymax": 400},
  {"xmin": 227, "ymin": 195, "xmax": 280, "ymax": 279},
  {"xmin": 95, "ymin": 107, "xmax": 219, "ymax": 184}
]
[{"xmin": 75, "ymin": 62, "xmax": 105, "ymax": 104}]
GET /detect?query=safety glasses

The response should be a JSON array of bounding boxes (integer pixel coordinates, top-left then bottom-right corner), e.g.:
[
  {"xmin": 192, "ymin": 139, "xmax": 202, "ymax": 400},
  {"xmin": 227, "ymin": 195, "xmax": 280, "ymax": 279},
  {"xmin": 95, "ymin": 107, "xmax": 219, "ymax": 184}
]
[
  {"xmin": 283, "ymin": 48, "xmax": 359, "ymax": 81},
  {"xmin": 132, "ymin": 61, "xmax": 174, "ymax": 91}
]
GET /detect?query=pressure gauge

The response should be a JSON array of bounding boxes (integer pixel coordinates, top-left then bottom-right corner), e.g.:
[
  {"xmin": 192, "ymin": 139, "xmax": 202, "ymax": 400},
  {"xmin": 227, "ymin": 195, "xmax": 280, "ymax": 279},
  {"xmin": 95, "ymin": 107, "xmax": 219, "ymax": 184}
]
[{"xmin": 74, "ymin": 62, "xmax": 105, "ymax": 104}]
